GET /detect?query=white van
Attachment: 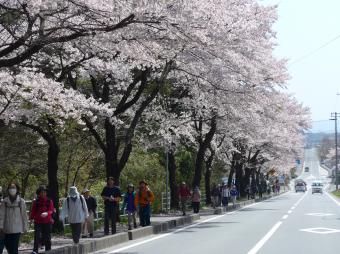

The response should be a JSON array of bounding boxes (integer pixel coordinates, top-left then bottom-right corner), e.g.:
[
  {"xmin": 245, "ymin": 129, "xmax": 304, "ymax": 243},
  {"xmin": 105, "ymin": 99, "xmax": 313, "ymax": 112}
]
[{"xmin": 311, "ymin": 181, "xmax": 323, "ymax": 194}]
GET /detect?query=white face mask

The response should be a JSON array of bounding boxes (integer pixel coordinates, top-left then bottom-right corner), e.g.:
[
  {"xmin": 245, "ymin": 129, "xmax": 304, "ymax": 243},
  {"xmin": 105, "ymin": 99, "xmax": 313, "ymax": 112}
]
[{"xmin": 8, "ymin": 188, "xmax": 17, "ymax": 196}]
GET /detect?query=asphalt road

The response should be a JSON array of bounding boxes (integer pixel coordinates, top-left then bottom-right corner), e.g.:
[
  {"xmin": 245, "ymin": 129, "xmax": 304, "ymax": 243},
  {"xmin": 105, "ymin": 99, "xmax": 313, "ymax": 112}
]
[{"xmin": 94, "ymin": 148, "xmax": 340, "ymax": 254}]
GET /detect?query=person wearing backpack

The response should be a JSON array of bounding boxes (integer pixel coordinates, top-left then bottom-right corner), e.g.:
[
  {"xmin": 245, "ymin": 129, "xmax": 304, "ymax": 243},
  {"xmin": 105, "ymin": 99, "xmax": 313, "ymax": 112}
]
[
  {"xmin": 134, "ymin": 181, "xmax": 154, "ymax": 227},
  {"xmin": 191, "ymin": 186, "xmax": 201, "ymax": 214},
  {"xmin": 101, "ymin": 177, "xmax": 122, "ymax": 235},
  {"xmin": 30, "ymin": 186, "xmax": 54, "ymax": 254},
  {"xmin": 178, "ymin": 182, "xmax": 191, "ymax": 216},
  {"xmin": 230, "ymin": 185, "xmax": 239, "ymax": 208},
  {"xmin": 81, "ymin": 189, "xmax": 97, "ymax": 238},
  {"xmin": 60, "ymin": 186, "xmax": 88, "ymax": 244},
  {"xmin": 0, "ymin": 183, "xmax": 28, "ymax": 254},
  {"xmin": 121, "ymin": 184, "xmax": 137, "ymax": 230},
  {"xmin": 221, "ymin": 184, "xmax": 230, "ymax": 207}
]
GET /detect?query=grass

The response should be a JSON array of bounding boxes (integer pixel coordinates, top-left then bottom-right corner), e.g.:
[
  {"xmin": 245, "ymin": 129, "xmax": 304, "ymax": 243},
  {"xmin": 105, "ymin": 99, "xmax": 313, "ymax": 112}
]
[{"xmin": 332, "ymin": 190, "xmax": 340, "ymax": 198}]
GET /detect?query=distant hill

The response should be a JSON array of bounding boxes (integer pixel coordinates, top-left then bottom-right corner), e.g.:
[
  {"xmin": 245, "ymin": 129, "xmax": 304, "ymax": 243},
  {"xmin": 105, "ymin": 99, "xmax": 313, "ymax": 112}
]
[{"xmin": 305, "ymin": 132, "xmax": 333, "ymax": 147}]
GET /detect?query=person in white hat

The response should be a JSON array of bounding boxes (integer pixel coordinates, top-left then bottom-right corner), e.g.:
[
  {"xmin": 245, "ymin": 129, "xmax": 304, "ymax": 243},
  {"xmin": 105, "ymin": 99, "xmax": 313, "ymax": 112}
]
[{"xmin": 60, "ymin": 186, "xmax": 88, "ymax": 244}]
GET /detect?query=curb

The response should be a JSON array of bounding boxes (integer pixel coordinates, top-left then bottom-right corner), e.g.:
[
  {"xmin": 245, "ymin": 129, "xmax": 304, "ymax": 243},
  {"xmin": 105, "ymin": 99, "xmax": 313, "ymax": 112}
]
[
  {"xmin": 213, "ymin": 194, "xmax": 280, "ymax": 214},
  {"xmin": 46, "ymin": 194, "xmax": 282, "ymax": 254},
  {"xmin": 46, "ymin": 214, "xmax": 200, "ymax": 254}
]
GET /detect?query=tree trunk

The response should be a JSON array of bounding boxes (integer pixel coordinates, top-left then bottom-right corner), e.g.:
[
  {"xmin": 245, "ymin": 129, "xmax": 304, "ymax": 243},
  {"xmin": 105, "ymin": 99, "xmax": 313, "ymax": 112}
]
[
  {"xmin": 21, "ymin": 171, "xmax": 30, "ymax": 198},
  {"xmin": 235, "ymin": 162, "xmax": 244, "ymax": 196},
  {"xmin": 168, "ymin": 151, "xmax": 179, "ymax": 210},
  {"xmin": 205, "ymin": 169, "xmax": 212, "ymax": 205},
  {"xmin": 104, "ymin": 119, "xmax": 120, "ymax": 180},
  {"xmin": 192, "ymin": 115, "xmax": 217, "ymax": 187},
  {"xmin": 47, "ymin": 138, "xmax": 63, "ymax": 232},
  {"xmin": 204, "ymin": 147, "xmax": 215, "ymax": 205}
]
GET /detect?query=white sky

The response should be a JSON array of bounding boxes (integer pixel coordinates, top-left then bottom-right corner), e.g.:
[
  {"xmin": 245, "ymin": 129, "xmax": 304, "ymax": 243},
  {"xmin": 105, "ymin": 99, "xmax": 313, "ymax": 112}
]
[{"xmin": 260, "ymin": 0, "xmax": 340, "ymax": 132}]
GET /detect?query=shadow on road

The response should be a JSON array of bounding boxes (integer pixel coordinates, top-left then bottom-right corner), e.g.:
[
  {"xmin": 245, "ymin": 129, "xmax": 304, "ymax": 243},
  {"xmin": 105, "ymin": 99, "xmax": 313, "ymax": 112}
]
[
  {"xmin": 173, "ymin": 221, "xmax": 240, "ymax": 234},
  {"xmin": 239, "ymin": 207, "xmax": 278, "ymax": 212}
]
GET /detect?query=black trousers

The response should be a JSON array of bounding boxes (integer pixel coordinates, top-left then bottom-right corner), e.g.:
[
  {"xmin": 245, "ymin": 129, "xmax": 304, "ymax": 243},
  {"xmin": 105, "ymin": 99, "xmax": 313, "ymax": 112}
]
[
  {"xmin": 33, "ymin": 223, "xmax": 52, "ymax": 252},
  {"xmin": 222, "ymin": 197, "xmax": 229, "ymax": 207},
  {"xmin": 104, "ymin": 206, "xmax": 117, "ymax": 235},
  {"xmin": 192, "ymin": 202, "xmax": 200, "ymax": 213},
  {"xmin": 4, "ymin": 233, "xmax": 20, "ymax": 254},
  {"xmin": 139, "ymin": 205, "xmax": 151, "ymax": 227},
  {"xmin": 70, "ymin": 223, "xmax": 82, "ymax": 244}
]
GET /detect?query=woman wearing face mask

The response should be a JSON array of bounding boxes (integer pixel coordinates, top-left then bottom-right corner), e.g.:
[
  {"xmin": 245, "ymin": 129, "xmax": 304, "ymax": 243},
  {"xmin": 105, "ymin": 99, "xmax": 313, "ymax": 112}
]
[{"xmin": 0, "ymin": 183, "xmax": 28, "ymax": 254}]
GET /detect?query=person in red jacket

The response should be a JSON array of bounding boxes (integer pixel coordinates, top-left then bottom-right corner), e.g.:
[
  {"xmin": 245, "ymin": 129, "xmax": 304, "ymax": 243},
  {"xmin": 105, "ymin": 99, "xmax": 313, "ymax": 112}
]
[
  {"xmin": 178, "ymin": 182, "xmax": 191, "ymax": 216},
  {"xmin": 30, "ymin": 186, "xmax": 54, "ymax": 254}
]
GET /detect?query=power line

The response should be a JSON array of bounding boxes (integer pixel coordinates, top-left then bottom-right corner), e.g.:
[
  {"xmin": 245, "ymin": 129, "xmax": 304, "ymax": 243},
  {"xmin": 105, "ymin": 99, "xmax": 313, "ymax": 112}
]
[{"xmin": 288, "ymin": 33, "xmax": 340, "ymax": 67}]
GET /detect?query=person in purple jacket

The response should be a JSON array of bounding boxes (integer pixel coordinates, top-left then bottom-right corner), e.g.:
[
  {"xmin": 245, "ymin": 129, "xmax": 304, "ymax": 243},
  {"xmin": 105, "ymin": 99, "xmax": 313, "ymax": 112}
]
[{"xmin": 121, "ymin": 184, "xmax": 137, "ymax": 230}]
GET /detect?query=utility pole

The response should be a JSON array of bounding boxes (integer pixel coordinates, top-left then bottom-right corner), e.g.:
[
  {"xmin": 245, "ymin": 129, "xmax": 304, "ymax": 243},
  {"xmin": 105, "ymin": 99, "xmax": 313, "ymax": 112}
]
[
  {"xmin": 165, "ymin": 146, "xmax": 169, "ymax": 212},
  {"xmin": 331, "ymin": 112, "xmax": 339, "ymax": 190}
]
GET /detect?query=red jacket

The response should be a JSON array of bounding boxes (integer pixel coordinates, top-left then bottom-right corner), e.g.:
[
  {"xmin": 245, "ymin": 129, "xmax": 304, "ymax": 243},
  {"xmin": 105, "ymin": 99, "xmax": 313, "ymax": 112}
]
[
  {"xmin": 30, "ymin": 197, "xmax": 54, "ymax": 224},
  {"xmin": 178, "ymin": 186, "xmax": 191, "ymax": 199}
]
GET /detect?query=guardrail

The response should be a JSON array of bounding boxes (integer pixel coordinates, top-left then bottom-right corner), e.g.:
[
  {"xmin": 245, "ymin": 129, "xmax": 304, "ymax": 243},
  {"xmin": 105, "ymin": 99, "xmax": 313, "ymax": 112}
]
[
  {"xmin": 25, "ymin": 196, "xmax": 128, "ymax": 232},
  {"xmin": 161, "ymin": 191, "xmax": 207, "ymax": 211}
]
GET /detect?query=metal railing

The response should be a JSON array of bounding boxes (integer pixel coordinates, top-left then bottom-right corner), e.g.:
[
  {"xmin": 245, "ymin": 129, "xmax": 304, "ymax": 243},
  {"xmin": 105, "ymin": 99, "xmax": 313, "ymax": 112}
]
[
  {"xmin": 161, "ymin": 191, "xmax": 206, "ymax": 211},
  {"xmin": 25, "ymin": 196, "xmax": 129, "ymax": 232}
]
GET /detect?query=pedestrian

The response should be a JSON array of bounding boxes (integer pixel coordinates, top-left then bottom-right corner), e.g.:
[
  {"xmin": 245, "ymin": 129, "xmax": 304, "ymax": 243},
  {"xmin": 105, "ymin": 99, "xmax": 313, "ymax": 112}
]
[
  {"xmin": 211, "ymin": 184, "xmax": 220, "ymax": 209},
  {"xmin": 0, "ymin": 183, "xmax": 28, "ymax": 254},
  {"xmin": 178, "ymin": 182, "xmax": 191, "ymax": 216},
  {"xmin": 101, "ymin": 177, "xmax": 121, "ymax": 235},
  {"xmin": 192, "ymin": 186, "xmax": 201, "ymax": 214},
  {"xmin": 82, "ymin": 189, "xmax": 97, "ymax": 238},
  {"xmin": 221, "ymin": 184, "xmax": 230, "ymax": 207},
  {"xmin": 60, "ymin": 186, "xmax": 88, "ymax": 244},
  {"xmin": 134, "ymin": 180, "xmax": 154, "ymax": 227},
  {"xmin": 30, "ymin": 186, "xmax": 54, "ymax": 254},
  {"xmin": 251, "ymin": 181, "xmax": 257, "ymax": 199},
  {"xmin": 121, "ymin": 184, "xmax": 137, "ymax": 230},
  {"xmin": 230, "ymin": 185, "xmax": 239, "ymax": 208},
  {"xmin": 245, "ymin": 184, "xmax": 251, "ymax": 200}
]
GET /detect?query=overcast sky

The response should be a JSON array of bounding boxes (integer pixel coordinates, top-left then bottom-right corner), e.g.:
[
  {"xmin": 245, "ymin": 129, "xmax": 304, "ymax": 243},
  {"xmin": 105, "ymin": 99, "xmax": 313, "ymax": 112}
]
[{"xmin": 260, "ymin": 0, "xmax": 340, "ymax": 132}]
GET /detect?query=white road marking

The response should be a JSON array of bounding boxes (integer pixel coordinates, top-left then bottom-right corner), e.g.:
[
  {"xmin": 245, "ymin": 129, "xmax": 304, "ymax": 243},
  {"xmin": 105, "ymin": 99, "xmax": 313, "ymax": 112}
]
[
  {"xmin": 246, "ymin": 190, "xmax": 308, "ymax": 254},
  {"xmin": 305, "ymin": 213, "xmax": 334, "ymax": 217},
  {"xmin": 325, "ymin": 191, "xmax": 340, "ymax": 206},
  {"xmin": 300, "ymin": 227, "xmax": 340, "ymax": 235},
  {"xmin": 282, "ymin": 215, "xmax": 289, "ymax": 220},
  {"xmin": 291, "ymin": 206, "xmax": 296, "ymax": 210},
  {"xmin": 247, "ymin": 221, "xmax": 283, "ymax": 254}
]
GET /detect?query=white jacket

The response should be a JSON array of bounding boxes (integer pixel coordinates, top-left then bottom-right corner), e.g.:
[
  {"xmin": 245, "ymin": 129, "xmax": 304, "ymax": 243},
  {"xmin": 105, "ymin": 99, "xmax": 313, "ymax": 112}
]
[
  {"xmin": 0, "ymin": 196, "xmax": 28, "ymax": 234},
  {"xmin": 222, "ymin": 188, "xmax": 231, "ymax": 198},
  {"xmin": 60, "ymin": 195, "xmax": 88, "ymax": 224}
]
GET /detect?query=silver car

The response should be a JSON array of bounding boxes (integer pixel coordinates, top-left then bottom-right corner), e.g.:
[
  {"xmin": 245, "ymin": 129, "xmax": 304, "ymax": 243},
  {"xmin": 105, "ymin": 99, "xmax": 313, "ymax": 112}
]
[
  {"xmin": 295, "ymin": 182, "xmax": 306, "ymax": 192},
  {"xmin": 311, "ymin": 181, "xmax": 323, "ymax": 194}
]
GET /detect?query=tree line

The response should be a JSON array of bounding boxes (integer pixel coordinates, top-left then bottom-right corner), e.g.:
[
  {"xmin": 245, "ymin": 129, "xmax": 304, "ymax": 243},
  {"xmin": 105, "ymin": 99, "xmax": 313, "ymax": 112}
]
[{"xmin": 0, "ymin": 0, "xmax": 310, "ymax": 230}]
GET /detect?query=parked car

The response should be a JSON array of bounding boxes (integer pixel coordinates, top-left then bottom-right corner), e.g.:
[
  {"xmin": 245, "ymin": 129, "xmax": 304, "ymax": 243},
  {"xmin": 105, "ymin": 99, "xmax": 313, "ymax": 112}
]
[
  {"xmin": 311, "ymin": 181, "xmax": 323, "ymax": 194},
  {"xmin": 305, "ymin": 167, "xmax": 309, "ymax": 172}
]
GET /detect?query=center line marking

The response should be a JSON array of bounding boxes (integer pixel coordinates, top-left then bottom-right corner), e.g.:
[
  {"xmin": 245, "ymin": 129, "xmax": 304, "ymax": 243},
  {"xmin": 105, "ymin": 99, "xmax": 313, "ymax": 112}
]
[
  {"xmin": 247, "ymin": 221, "xmax": 283, "ymax": 254},
  {"xmin": 247, "ymin": 190, "xmax": 308, "ymax": 254}
]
